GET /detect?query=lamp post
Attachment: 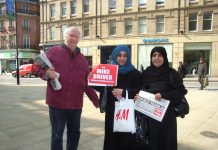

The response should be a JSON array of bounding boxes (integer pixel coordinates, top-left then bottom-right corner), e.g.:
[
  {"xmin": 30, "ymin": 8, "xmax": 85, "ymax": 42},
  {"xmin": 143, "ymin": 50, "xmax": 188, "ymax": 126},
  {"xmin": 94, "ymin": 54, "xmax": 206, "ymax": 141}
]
[{"xmin": 15, "ymin": 0, "xmax": 20, "ymax": 85}]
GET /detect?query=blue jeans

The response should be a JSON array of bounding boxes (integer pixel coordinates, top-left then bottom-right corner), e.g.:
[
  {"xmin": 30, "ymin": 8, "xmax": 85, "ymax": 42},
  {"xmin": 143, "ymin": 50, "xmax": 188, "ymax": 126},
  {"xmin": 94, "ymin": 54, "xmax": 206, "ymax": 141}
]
[{"xmin": 49, "ymin": 106, "xmax": 82, "ymax": 150}]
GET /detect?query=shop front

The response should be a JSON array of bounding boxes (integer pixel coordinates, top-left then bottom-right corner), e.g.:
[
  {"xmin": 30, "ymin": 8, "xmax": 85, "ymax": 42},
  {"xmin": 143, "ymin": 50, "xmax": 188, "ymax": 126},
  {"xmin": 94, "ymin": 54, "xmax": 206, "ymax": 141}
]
[{"xmin": 0, "ymin": 49, "xmax": 39, "ymax": 73}]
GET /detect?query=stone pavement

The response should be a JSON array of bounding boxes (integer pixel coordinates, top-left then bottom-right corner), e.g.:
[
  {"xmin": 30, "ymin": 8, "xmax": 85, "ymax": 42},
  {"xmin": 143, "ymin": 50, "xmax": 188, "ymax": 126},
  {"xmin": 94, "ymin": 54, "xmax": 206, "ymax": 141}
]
[{"xmin": 0, "ymin": 75, "xmax": 218, "ymax": 150}]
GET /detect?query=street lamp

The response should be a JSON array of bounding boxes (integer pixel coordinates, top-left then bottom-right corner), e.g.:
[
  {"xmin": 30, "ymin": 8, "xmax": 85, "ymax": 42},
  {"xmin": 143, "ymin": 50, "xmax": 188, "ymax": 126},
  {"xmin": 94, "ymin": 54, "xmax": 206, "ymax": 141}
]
[{"xmin": 15, "ymin": 0, "xmax": 20, "ymax": 85}]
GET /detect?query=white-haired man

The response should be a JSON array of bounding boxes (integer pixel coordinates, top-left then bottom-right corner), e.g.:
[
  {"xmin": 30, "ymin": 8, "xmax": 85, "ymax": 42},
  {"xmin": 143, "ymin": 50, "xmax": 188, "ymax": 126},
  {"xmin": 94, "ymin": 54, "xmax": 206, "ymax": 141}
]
[{"xmin": 37, "ymin": 27, "xmax": 99, "ymax": 150}]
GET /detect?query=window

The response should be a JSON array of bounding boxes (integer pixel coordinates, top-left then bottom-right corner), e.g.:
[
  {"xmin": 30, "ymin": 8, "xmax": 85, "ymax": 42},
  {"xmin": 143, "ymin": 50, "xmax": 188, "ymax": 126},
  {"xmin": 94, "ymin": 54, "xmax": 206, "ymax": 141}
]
[
  {"xmin": 156, "ymin": 16, "xmax": 164, "ymax": 33},
  {"xmin": 23, "ymin": 19, "xmax": 29, "ymax": 30},
  {"xmin": 139, "ymin": 0, "xmax": 147, "ymax": 7},
  {"xmin": 125, "ymin": 0, "xmax": 132, "ymax": 8},
  {"xmin": 71, "ymin": 0, "xmax": 76, "ymax": 15},
  {"xmin": 1, "ymin": 36, "xmax": 6, "ymax": 48},
  {"xmin": 61, "ymin": 25, "xmax": 67, "ymax": 39},
  {"xmin": 0, "ymin": 20, "xmax": 4, "ymax": 27},
  {"xmin": 124, "ymin": 18, "xmax": 132, "ymax": 35},
  {"xmin": 0, "ymin": 6, "xmax": 5, "ymax": 15},
  {"xmin": 9, "ymin": 20, "xmax": 14, "ymax": 26},
  {"xmin": 108, "ymin": 19, "xmax": 116, "ymax": 35},
  {"xmin": 189, "ymin": 0, "xmax": 198, "ymax": 3},
  {"xmin": 50, "ymin": 26, "xmax": 56, "ymax": 40},
  {"xmin": 23, "ymin": 35, "xmax": 30, "ymax": 48},
  {"xmin": 83, "ymin": 22, "xmax": 89, "ymax": 37},
  {"xmin": 203, "ymin": 11, "xmax": 212, "ymax": 31},
  {"xmin": 83, "ymin": 0, "xmax": 89, "ymax": 13},
  {"xmin": 9, "ymin": 35, "xmax": 15, "ymax": 48},
  {"xmin": 138, "ymin": 17, "xmax": 147, "ymax": 34},
  {"xmin": 109, "ymin": 0, "xmax": 116, "ymax": 9},
  {"xmin": 189, "ymin": 13, "xmax": 198, "ymax": 31},
  {"xmin": 156, "ymin": 0, "xmax": 165, "ymax": 5},
  {"xmin": 22, "ymin": 5, "xmax": 28, "ymax": 13},
  {"xmin": 50, "ymin": 4, "xmax": 55, "ymax": 18},
  {"xmin": 61, "ymin": 2, "xmax": 67, "ymax": 16}
]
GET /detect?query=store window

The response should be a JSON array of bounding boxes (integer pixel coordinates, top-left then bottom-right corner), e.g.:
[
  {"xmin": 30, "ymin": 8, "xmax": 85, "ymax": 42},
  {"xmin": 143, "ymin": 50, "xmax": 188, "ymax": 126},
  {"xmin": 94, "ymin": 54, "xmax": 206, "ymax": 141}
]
[
  {"xmin": 184, "ymin": 43, "xmax": 211, "ymax": 75},
  {"xmin": 138, "ymin": 44, "xmax": 173, "ymax": 70},
  {"xmin": 189, "ymin": 12, "xmax": 198, "ymax": 31}
]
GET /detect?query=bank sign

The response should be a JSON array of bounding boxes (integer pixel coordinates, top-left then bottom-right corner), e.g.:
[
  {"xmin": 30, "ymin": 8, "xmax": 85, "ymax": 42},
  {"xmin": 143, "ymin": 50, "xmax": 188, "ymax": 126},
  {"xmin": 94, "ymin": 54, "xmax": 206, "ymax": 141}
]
[{"xmin": 142, "ymin": 38, "xmax": 169, "ymax": 43}]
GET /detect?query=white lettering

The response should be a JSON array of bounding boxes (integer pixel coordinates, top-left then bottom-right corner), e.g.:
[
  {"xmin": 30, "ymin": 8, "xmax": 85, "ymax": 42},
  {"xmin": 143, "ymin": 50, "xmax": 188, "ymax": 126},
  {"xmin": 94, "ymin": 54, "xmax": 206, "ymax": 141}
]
[{"xmin": 93, "ymin": 74, "xmax": 112, "ymax": 80}]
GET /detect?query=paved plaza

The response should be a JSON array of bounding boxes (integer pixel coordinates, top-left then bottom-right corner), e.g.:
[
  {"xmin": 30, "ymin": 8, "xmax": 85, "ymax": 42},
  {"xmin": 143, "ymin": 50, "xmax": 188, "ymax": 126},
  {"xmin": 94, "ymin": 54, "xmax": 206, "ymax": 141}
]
[{"xmin": 0, "ymin": 74, "xmax": 218, "ymax": 150}]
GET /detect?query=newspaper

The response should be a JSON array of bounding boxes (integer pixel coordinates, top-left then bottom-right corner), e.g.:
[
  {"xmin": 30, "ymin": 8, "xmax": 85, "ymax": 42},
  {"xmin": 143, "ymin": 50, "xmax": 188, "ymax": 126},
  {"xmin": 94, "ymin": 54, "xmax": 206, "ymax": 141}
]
[
  {"xmin": 34, "ymin": 51, "xmax": 62, "ymax": 90},
  {"xmin": 135, "ymin": 90, "xmax": 170, "ymax": 122}
]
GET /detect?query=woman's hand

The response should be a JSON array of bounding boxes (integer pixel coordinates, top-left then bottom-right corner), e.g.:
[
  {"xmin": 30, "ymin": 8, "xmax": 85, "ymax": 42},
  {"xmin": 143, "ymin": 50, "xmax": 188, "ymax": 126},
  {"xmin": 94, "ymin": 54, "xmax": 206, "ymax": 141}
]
[
  {"xmin": 112, "ymin": 88, "xmax": 123, "ymax": 99},
  {"xmin": 134, "ymin": 94, "xmax": 139, "ymax": 102},
  {"xmin": 154, "ymin": 93, "xmax": 162, "ymax": 101}
]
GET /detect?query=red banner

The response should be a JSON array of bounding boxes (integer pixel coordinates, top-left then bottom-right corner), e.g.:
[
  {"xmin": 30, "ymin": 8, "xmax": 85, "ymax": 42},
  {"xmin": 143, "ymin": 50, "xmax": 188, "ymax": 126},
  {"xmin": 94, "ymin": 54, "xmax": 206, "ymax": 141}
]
[{"xmin": 88, "ymin": 64, "xmax": 118, "ymax": 86}]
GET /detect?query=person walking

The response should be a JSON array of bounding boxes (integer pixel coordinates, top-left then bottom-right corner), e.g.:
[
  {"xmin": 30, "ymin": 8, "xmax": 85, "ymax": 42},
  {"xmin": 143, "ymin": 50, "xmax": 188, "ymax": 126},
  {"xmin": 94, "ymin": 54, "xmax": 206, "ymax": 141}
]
[
  {"xmin": 36, "ymin": 27, "xmax": 99, "ymax": 150},
  {"xmin": 140, "ymin": 46, "xmax": 187, "ymax": 150},
  {"xmin": 178, "ymin": 61, "xmax": 187, "ymax": 79},
  {"xmin": 1, "ymin": 66, "xmax": 6, "ymax": 75},
  {"xmin": 197, "ymin": 57, "xmax": 207, "ymax": 90}
]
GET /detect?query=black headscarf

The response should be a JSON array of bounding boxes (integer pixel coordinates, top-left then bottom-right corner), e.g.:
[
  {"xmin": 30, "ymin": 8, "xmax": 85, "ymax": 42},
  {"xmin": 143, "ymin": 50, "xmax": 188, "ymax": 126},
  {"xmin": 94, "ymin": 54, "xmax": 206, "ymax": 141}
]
[{"xmin": 145, "ymin": 46, "xmax": 170, "ymax": 82}]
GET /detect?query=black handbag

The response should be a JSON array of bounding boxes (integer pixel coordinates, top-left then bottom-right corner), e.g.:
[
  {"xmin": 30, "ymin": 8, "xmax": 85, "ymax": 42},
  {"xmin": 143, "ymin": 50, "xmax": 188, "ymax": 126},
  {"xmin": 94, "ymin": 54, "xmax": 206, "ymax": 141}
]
[
  {"xmin": 120, "ymin": 112, "xmax": 149, "ymax": 148},
  {"xmin": 169, "ymin": 70, "xmax": 189, "ymax": 118},
  {"xmin": 174, "ymin": 97, "xmax": 189, "ymax": 118}
]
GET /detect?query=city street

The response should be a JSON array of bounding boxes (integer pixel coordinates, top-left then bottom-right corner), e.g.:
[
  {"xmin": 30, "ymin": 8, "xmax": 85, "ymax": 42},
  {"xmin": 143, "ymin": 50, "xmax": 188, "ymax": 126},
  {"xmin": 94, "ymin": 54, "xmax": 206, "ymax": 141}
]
[{"xmin": 0, "ymin": 74, "xmax": 218, "ymax": 150}]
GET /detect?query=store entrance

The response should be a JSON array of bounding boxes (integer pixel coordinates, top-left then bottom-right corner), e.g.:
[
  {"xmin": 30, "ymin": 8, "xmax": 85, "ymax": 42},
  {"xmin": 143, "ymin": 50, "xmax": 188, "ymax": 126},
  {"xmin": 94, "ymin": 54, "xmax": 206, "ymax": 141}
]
[{"xmin": 184, "ymin": 50, "xmax": 210, "ymax": 75}]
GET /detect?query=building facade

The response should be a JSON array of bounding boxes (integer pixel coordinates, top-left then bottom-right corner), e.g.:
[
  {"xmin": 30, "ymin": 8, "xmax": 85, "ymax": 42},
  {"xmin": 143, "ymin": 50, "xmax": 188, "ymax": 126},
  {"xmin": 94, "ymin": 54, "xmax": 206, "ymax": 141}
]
[
  {"xmin": 0, "ymin": 0, "xmax": 40, "ymax": 73},
  {"xmin": 40, "ymin": 0, "xmax": 218, "ymax": 76}
]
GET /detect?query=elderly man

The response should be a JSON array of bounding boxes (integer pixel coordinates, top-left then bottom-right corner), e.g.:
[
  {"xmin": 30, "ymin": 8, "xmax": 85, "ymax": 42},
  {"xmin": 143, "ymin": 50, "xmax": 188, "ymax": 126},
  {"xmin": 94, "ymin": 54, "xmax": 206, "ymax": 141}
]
[
  {"xmin": 37, "ymin": 27, "xmax": 99, "ymax": 150},
  {"xmin": 198, "ymin": 57, "xmax": 207, "ymax": 90}
]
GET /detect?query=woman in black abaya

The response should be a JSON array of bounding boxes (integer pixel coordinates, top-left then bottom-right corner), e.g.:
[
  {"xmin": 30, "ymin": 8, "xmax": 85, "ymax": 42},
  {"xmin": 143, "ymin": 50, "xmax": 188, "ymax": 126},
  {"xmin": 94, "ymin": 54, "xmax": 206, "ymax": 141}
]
[{"xmin": 141, "ymin": 46, "xmax": 187, "ymax": 150}]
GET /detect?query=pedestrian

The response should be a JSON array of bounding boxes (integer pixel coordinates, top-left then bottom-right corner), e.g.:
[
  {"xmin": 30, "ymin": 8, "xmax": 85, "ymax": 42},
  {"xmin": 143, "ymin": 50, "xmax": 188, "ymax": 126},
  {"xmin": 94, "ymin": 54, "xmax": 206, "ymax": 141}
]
[
  {"xmin": 1, "ymin": 66, "xmax": 6, "ymax": 75},
  {"xmin": 91, "ymin": 45, "xmax": 145, "ymax": 150},
  {"xmin": 178, "ymin": 61, "xmax": 187, "ymax": 79},
  {"xmin": 140, "ymin": 46, "xmax": 187, "ymax": 150},
  {"xmin": 197, "ymin": 57, "xmax": 207, "ymax": 90},
  {"xmin": 36, "ymin": 27, "xmax": 99, "ymax": 150}
]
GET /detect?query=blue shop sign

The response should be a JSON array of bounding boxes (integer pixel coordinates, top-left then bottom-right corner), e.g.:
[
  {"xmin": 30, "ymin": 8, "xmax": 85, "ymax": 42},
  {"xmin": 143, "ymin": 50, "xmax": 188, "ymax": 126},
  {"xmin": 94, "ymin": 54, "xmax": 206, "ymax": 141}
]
[{"xmin": 142, "ymin": 38, "xmax": 169, "ymax": 43}]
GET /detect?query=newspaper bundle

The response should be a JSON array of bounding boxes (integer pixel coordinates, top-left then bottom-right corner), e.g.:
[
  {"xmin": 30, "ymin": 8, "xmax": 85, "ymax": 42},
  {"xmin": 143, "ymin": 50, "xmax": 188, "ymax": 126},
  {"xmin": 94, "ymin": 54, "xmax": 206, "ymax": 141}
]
[{"xmin": 34, "ymin": 51, "xmax": 62, "ymax": 90}]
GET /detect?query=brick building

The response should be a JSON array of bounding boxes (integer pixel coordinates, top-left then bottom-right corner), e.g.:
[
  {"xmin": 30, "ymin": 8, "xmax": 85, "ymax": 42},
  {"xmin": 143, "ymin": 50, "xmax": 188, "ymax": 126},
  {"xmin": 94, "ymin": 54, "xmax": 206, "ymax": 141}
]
[
  {"xmin": 40, "ymin": 0, "xmax": 218, "ymax": 76},
  {"xmin": 0, "ymin": 0, "xmax": 40, "ymax": 73}
]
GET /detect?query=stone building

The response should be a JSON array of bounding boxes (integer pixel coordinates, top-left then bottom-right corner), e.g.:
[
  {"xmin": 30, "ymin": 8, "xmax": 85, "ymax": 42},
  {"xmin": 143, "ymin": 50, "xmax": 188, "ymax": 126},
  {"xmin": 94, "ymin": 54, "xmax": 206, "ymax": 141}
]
[
  {"xmin": 40, "ymin": 0, "xmax": 218, "ymax": 76},
  {"xmin": 0, "ymin": 0, "xmax": 40, "ymax": 73}
]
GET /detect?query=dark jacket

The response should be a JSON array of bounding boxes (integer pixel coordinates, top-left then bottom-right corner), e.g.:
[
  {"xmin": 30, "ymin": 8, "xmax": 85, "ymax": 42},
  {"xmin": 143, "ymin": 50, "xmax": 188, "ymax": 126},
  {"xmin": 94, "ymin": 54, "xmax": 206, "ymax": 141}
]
[{"xmin": 198, "ymin": 62, "xmax": 207, "ymax": 76}]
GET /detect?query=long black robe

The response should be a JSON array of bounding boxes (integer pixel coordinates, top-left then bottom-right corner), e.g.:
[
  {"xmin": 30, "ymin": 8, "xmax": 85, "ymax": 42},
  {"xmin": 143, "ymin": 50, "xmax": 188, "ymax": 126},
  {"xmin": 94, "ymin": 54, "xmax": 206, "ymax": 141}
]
[
  {"xmin": 94, "ymin": 69, "xmax": 145, "ymax": 150},
  {"xmin": 141, "ymin": 67, "xmax": 187, "ymax": 150}
]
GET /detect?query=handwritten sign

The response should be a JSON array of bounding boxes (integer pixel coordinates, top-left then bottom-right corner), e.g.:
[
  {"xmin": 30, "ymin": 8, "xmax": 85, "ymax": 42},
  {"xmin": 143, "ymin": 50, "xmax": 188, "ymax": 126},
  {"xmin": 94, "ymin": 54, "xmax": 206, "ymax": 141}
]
[{"xmin": 88, "ymin": 64, "xmax": 118, "ymax": 86}]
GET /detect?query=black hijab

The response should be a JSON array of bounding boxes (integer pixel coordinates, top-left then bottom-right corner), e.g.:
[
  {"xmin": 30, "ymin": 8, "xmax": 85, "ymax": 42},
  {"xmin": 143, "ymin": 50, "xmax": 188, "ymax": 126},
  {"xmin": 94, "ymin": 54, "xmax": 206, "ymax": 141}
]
[{"xmin": 145, "ymin": 46, "xmax": 170, "ymax": 82}]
